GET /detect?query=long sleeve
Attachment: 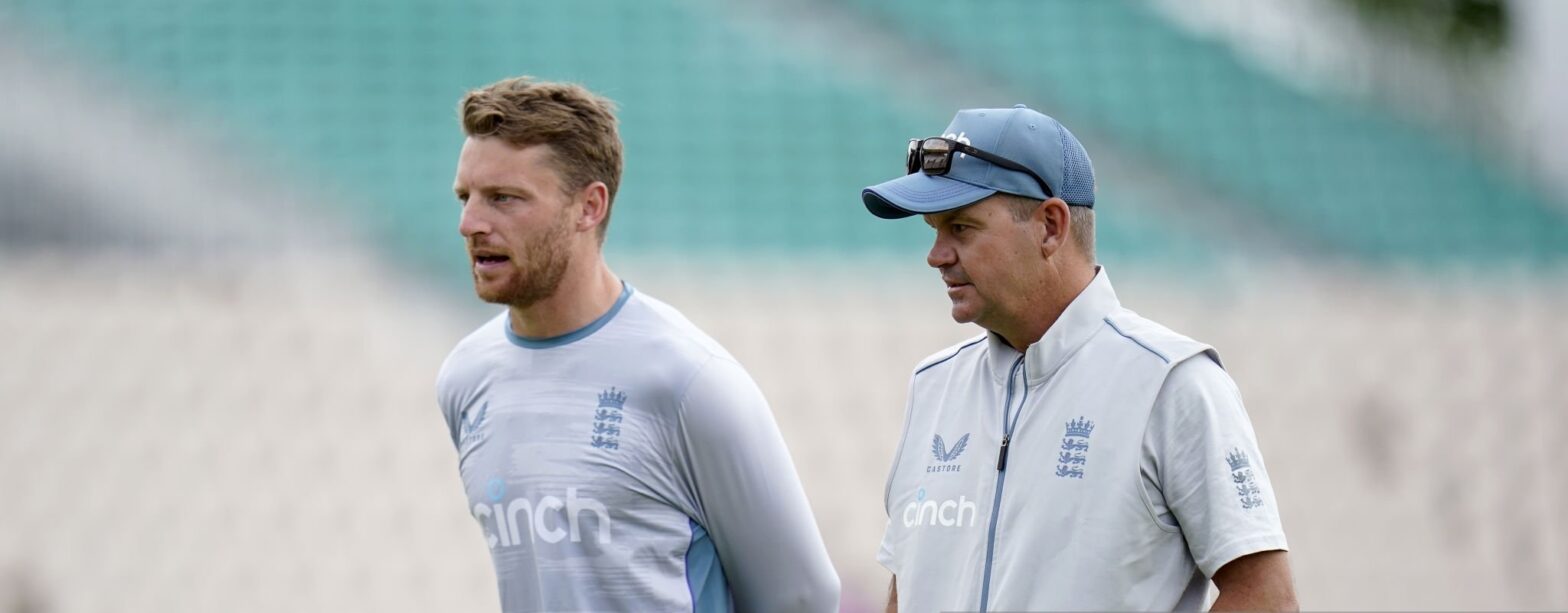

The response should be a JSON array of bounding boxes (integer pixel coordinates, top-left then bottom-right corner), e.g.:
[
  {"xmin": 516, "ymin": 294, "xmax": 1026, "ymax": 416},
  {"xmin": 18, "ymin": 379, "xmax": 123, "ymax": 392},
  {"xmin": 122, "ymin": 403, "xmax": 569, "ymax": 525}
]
[{"xmin": 677, "ymin": 355, "xmax": 841, "ymax": 612}]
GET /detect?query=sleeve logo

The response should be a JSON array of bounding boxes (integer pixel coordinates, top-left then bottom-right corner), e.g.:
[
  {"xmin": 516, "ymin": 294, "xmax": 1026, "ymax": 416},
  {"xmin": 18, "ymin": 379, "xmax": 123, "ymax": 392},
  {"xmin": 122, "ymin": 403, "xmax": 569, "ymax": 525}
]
[{"xmin": 1227, "ymin": 448, "xmax": 1265, "ymax": 509}]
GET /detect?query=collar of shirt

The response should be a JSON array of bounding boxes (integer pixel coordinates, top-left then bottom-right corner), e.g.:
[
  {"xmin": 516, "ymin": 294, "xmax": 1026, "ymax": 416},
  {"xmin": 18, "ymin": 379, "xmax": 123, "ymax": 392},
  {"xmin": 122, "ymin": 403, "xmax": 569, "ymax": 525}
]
[{"xmin": 983, "ymin": 266, "xmax": 1120, "ymax": 386}]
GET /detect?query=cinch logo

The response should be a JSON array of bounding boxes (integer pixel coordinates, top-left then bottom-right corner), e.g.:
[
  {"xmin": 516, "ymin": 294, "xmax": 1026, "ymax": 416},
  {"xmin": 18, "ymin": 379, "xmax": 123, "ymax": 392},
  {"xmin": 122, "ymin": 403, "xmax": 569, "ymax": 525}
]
[
  {"xmin": 902, "ymin": 487, "xmax": 978, "ymax": 528},
  {"xmin": 473, "ymin": 481, "xmax": 612, "ymax": 549}
]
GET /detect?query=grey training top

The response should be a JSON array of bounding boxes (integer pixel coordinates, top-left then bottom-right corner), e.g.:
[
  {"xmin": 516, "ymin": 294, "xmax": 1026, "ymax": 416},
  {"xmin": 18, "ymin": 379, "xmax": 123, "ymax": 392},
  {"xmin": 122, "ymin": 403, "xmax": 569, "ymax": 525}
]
[
  {"xmin": 438, "ymin": 283, "xmax": 839, "ymax": 612},
  {"xmin": 878, "ymin": 270, "xmax": 1288, "ymax": 611}
]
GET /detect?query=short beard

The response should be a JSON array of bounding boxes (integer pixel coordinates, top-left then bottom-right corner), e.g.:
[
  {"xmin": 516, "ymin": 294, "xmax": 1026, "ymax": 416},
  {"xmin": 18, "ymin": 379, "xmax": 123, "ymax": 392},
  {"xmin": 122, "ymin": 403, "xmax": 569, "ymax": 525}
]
[{"xmin": 474, "ymin": 214, "xmax": 573, "ymax": 309}]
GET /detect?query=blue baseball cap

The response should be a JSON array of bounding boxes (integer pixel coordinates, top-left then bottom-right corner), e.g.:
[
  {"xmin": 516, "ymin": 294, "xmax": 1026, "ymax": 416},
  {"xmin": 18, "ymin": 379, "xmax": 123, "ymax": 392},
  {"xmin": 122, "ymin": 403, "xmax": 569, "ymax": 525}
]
[{"xmin": 862, "ymin": 105, "xmax": 1096, "ymax": 219}]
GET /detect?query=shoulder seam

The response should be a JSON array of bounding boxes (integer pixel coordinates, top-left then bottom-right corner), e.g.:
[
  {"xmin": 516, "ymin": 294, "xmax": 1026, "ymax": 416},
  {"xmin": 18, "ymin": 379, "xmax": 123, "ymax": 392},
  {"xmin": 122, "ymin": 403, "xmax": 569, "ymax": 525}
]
[
  {"xmin": 913, "ymin": 336, "xmax": 986, "ymax": 377},
  {"xmin": 675, "ymin": 352, "xmax": 722, "ymax": 408},
  {"xmin": 1137, "ymin": 371, "xmax": 1185, "ymax": 534},
  {"xmin": 884, "ymin": 374, "xmax": 918, "ymax": 518},
  {"xmin": 634, "ymin": 293, "xmax": 735, "ymax": 363},
  {"xmin": 1103, "ymin": 316, "xmax": 1170, "ymax": 364}
]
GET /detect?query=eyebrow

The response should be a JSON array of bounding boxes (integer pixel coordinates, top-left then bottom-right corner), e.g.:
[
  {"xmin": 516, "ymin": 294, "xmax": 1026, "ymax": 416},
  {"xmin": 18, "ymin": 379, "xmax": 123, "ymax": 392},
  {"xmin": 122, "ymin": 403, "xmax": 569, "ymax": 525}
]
[
  {"xmin": 925, "ymin": 211, "xmax": 961, "ymax": 227},
  {"xmin": 942, "ymin": 211, "xmax": 982, "ymax": 226},
  {"xmin": 454, "ymin": 183, "xmax": 532, "ymax": 197}
]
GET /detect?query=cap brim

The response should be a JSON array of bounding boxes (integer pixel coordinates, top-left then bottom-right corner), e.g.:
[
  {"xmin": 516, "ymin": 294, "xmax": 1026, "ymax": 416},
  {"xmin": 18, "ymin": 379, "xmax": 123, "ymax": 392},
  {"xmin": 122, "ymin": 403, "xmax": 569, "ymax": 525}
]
[{"xmin": 862, "ymin": 172, "xmax": 998, "ymax": 219}]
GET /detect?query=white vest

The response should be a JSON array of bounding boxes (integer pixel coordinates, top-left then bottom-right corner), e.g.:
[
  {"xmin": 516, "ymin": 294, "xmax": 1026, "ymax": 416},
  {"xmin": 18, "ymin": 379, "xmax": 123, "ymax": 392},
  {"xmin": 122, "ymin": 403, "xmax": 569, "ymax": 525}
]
[{"xmin": 879, "ymin": 270, "xmax": 1232, "ymax": 611}]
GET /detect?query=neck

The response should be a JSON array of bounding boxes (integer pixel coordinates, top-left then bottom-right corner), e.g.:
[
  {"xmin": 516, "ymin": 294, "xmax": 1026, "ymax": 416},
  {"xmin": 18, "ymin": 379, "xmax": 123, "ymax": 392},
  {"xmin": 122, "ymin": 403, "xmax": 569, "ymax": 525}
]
[
  {"xmin": 508, "ymin": 251, "xmax": 622, "ymax": 340},
  {"xmin": 993, "ymin": 261, "xmax": 1097, "ymax": 352}
]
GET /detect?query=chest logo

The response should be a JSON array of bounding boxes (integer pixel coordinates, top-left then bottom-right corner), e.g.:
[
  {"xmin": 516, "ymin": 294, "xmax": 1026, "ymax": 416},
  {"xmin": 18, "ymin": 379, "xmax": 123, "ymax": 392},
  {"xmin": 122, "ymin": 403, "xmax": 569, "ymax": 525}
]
[
  {"xmin": 902, "ymin": 487, "xmax": 978, "ymax": 528},
  {"xmin": 1055, "ymin": 416, "xmax": 1094, "ymax": 479},
  {"xmin": 473, "ymin": 484, "xmax": 613, "ymax": 549},
  {"xmin": 926, "ymin": 433, "xmax": 969, "ymax": 473},
  {"xmin": 590, "ymin": 388, "xmax": 626, "ymax": 451},
  {"xmin": 1228, "ymin": 449, "xmax": 1265, "ymax": 509}
]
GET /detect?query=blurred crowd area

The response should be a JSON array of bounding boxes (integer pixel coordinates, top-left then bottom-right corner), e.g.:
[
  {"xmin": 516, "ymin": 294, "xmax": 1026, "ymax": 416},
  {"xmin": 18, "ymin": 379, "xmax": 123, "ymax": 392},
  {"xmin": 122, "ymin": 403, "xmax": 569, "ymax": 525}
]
[{"xmin": 2, "ymin": 0, "xmax": 1566, "ymax": 611}]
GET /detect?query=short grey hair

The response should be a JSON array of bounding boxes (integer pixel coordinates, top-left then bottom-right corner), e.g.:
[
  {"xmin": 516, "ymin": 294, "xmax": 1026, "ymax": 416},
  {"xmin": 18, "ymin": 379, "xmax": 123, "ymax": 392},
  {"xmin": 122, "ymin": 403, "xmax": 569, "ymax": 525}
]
[{"xmin": 1002, "ymin": 194, "xmax": 1095, "ymax": 262}]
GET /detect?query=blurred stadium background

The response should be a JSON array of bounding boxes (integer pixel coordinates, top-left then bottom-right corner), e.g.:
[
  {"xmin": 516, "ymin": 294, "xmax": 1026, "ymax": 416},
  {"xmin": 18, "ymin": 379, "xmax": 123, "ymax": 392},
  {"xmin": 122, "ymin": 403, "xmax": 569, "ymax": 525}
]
[{"xmin": 2, "ymin": 0, "xmax": 1566, "ymax": 610}]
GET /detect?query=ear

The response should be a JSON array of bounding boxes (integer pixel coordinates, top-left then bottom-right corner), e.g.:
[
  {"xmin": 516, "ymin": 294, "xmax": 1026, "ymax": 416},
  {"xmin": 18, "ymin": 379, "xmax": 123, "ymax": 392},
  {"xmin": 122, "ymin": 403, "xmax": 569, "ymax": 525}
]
[
  {"xmin": 573, "ymin": 181, "xmax": 611, "ymax": 234},
  {"xmin": 1036, "ymin": 197, "xmax": 1071, "ymax": 258}
]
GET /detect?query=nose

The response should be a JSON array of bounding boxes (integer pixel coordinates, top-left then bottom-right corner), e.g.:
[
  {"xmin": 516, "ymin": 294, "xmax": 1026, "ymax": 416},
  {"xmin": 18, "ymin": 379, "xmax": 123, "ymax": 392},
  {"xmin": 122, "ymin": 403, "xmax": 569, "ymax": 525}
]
[
  {"xmin": 927, "ymin": 234, "xmax": 956, "ymax": 270},
  {"xmin": 458, "ymin": 198, "xmax": 488, "ymax": 238}
]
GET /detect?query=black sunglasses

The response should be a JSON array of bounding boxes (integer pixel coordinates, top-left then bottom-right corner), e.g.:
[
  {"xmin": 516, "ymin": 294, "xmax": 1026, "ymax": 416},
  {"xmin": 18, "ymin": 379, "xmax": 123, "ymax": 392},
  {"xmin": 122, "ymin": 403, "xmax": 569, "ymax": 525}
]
[{"xmin": 906, "ymin": 137, "xmax": 1054, "ymax": 199}]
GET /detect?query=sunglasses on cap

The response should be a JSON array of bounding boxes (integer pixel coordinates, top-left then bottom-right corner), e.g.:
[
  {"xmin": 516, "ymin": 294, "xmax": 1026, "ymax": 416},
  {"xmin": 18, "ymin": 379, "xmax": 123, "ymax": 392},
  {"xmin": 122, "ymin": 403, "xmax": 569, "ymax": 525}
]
[{"xmin": 906, "ymin": 137, "xmax": 1054, "ymax": 199}]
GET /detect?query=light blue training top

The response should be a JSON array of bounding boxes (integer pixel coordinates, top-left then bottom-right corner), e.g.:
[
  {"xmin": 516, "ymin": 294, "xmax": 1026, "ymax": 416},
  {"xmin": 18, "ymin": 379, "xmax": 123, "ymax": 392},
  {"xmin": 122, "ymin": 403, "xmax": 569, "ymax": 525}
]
[{"xmin": 437, "ymin": 283, "xmax": 840, "ymax": 612}]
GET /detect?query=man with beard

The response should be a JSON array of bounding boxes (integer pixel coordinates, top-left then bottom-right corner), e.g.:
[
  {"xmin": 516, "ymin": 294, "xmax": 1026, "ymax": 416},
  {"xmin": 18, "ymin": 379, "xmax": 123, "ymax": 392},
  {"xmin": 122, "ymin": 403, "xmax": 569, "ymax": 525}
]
[{"xmin": 437, "ymin": 76, "xmax": 839, "ymax": 612}]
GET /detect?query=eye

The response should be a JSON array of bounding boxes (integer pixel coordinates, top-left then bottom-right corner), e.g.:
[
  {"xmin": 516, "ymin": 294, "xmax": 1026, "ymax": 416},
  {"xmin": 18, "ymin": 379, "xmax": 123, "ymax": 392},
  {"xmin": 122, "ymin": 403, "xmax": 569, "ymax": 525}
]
[{"xmin": 492, "ymin": 194, "xmax": 514, "ymax": 204}]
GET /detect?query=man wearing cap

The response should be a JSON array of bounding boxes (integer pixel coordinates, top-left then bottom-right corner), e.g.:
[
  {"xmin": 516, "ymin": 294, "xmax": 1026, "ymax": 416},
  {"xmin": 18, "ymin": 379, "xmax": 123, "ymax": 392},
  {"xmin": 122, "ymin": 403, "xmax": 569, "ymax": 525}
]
[{"xmin": 863, "ymin": 106, "xmax": 1296, "ymax": 612}]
